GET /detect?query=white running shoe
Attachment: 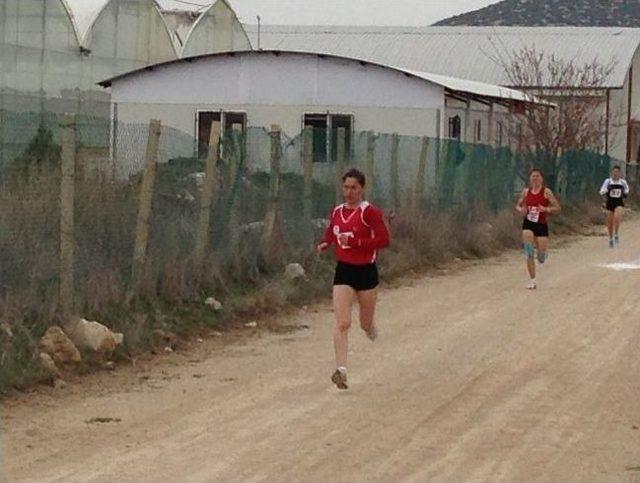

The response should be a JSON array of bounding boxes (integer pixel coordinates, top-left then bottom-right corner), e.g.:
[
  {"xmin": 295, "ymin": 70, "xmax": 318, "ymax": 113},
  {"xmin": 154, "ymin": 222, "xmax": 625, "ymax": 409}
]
[
  {"xmin": 526, "ymin": 280, "xmax": 537, "ymax": 290},
  {"xmin": 365, "ymin": 325, "xmax": 378, "ymax": 341}
]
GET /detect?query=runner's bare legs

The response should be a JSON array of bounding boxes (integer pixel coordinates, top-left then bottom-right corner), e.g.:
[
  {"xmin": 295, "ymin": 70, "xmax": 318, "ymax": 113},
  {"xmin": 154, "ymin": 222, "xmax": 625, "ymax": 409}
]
[
  {"xmin": 357, "ymin": 288, "xmax": 378, "ymax": 340},
  {"xmin": 333, "ymin": 285, "xmax": 355, "ymax": 369},
  {"xmin": 605, "ymin": 210, "xmax": 614, "ymax": 239},
  {"xmin": 613, "ymin": 206, "xmax": 624, "ymax": 238},
  {"xmin": 523, "ymin": 229, "xmax": 536, "ymax": 280},
  {"xmin": 535, "ymin": 236, "xmax": 548, "ymax": 262}
]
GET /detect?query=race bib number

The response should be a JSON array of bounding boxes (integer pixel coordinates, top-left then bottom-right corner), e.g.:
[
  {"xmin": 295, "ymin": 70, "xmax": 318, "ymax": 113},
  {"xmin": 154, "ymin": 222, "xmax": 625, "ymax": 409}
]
[
  {"xmin": 333, "ymin": 226, "xmax": 354, "ymax": 249},
  {"xmin": 609, "ymin": 188, "xmax": 622, "ymax": 199},
  {"xmin": 526, "ymin": 206, "xmax": 540, "ymax": 223}
]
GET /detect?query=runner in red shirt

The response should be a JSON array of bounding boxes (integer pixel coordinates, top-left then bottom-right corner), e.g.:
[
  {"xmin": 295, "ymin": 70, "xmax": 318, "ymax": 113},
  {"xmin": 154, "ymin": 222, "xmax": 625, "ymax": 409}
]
[
  {"xmin": 317, "ymin": 168, "xmax": 390, "ymax": 390},
  {"xmin": 515, "ymin": 169, "xmax": 561, "ymax": 290}
]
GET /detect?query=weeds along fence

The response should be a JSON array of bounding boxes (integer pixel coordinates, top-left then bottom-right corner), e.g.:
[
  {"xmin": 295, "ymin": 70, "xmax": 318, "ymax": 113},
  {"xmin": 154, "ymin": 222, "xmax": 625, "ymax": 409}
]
[{"xmin": 0, "ymin": 114, "xmax": 616, "ymax": 332}]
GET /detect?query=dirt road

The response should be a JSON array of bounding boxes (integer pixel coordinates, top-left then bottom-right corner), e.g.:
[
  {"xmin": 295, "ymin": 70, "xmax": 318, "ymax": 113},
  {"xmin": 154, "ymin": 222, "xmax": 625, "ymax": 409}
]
[{"xmin": 3, "ymin": 221, "xmax": 640, "ymax": 482}]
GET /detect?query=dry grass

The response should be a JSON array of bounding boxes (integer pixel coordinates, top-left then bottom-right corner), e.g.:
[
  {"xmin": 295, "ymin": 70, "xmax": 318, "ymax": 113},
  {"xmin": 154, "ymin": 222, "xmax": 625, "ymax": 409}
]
[{"xmin": 0, "ymin": 168, "xmax": 607, "ymax": 394}]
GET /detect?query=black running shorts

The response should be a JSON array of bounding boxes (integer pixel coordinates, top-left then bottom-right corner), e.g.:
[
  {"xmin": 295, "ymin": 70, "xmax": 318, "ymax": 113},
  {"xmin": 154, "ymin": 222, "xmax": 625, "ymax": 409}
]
[
  {"xmin": 522, "ymin": 218, "xmax": 549, "ymax": 237},
  {"xmin": 333, "ymin": 262, "xmax": 379, "ymax": 291},
  {"xmin": 606, "ymin": 198, "xmax": 625, "ymax": 212}
]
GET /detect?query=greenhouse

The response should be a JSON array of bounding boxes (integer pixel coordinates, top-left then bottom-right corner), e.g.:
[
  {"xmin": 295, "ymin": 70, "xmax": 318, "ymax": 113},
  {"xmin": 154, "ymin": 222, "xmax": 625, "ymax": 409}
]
[
  {"xmin": 181, "ymin": 0, "xmax": 251, "ymax": 57},
  {"xmin": 0, "ymin": 0, "xmax": 250, "ymax": 170}
]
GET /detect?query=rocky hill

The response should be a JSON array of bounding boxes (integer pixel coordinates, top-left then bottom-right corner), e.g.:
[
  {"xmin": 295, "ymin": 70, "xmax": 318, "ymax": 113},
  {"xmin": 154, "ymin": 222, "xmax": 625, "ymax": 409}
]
[{"xmin": 435, "ymin": 0, "xmax": 640, "ymax": 27}]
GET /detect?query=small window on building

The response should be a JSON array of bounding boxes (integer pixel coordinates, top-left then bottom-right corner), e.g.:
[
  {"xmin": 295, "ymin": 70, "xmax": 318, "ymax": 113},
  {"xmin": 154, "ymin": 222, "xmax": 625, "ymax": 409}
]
[
  {"xmin": 448, "ymin": 115, "xmax": 461, "ymax": 140},
  {"xmin": 197, "ymin": 111, "xmax": 246, "ymax": 158},
  {"xmin": 331, "ymin": 114, "xmax": 353, "ymax": 163},
  {"xmin": 496, "ymin": 121, "xmax": 504, "ymax": 146},
  {"xmin": 224, "ymin": 112, "xmax": 247, "ymax": 134},
  {"xmin": 474, "ymin": 119, "xmax": 482, "ymax": 142},
  {"xmin": 197, "ymin": 111, "xmax": 221, "ymax": 158},
  {"xmin": 304, "ymin": 114, "xmax": 328, "ymax": 163},
  {"xmin": 303, "ymin": 113, "xmax": 353, "ymax": 163}
]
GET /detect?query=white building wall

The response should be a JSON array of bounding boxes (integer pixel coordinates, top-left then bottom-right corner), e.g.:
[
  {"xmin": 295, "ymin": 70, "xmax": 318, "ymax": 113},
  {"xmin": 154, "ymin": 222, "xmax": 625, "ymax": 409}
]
[
  {"xmin": 444, "ymin": 98, "xmax": 510, "ymax": 146},
  {"xmin": 107, "ymin": 53, "xmax": 447, "ymax": 179},
  {"xmin": 110, "ymin": 54, "xmax": 445, "ymax": 111},
  {"xmin": 608, "ymin": 84, "xmax": 629, "ymax": 163},
  {"xmin": 616, "ymin": 45, "xmax": 640, "ymax": 164}
]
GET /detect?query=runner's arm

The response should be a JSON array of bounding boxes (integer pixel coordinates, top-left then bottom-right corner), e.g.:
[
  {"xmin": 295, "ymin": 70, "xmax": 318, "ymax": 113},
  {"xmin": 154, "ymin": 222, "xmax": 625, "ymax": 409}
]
[
  {"xmin": 346, "ymin": 206, "xmax": 390, "ymax": 250},
  {"xmin": 543, "ymin": 188, "xmax": 561, "ymax": 214},
  {"xmin": 623, "ymin": 179, "xmax": 630, "ymax": 197},
  {"xmin": 599, "ymin": 178, "xmax": 610, "ymax": 196},
  {"xmin": 320, "ymin": 221, "xmax": 335, "ymax": 246},
  {"xmin": 516, "ymin": 189, "xmax": 528, "ymax": 214}
]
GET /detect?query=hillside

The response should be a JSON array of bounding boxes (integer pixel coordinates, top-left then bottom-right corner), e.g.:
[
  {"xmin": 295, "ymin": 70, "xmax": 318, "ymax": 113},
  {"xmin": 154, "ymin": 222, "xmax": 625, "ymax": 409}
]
[{"xmin": 435, "ymin": 0, "xmax": 640, "ymax": 27}]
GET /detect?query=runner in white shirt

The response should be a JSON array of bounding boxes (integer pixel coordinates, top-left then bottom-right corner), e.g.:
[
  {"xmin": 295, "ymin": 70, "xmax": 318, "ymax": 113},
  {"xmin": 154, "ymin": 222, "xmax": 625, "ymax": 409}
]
[{"xmin": 599, "ymin": 166, "xmax": 630, "ymax": 248}]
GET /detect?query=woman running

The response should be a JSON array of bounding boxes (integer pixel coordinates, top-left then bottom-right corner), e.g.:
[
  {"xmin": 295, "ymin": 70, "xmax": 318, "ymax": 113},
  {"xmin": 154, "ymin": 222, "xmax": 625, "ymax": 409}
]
[
  {"xmin": 516, "ymin": 169, "xmax": 561, "ymax": 290},
  {"xmin": 599, "ymin": 165, "xmax": 630, "ymax": 248},
  {"xmin": 317, "ymin": 168, "xmax": 390, "ymax": 390}
]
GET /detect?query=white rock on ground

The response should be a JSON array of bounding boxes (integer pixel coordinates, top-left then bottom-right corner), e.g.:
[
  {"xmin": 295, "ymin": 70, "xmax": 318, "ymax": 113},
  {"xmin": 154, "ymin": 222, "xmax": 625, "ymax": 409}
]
[
  {"xmin": 244, "ymin": 321, "xmax": 258, "ymax": 329},
  {"xmin": 204, "ymin": 297, "xmax": 223, "ymax": 310},
  {"xmin": 151, "ymin": 329, "xmax": 178, "ymax": 352},
  {"xmin": 285, "ymin": 263, "xmax": 306, "ymax": 280},
  {"xmin": 68, "ymin": 319, "xmax": 124, "ymax": 354},
  {"xmin": 39, "ymin": 326, "xmax": 81, "ymax": 364},
  {"xmin": 188, "ymin": 172, "xmax": 206, "ymax": 187}
]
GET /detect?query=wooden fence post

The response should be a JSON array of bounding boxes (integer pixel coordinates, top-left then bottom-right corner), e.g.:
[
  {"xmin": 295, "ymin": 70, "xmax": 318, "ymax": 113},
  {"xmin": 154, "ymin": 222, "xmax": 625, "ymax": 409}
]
[
  {"xmin": 413, "ymin": 136, "xmax": 429, "ymax": 215},
  {"xmin": 303, "ymin": 125, "xmax": 314, "ymax": 225},
  {"xmin": 261, "ymin": 125, "xmax": 286, "ymax": 267},
  {"xmin": 59, "ymin": 114, "xmax": 76, "ymax": 314},
  {"xmin": 128, "ymin": 119, "xmax": 161, "ymax": 300},
  {"xmin": 390, "ymin": 133, "xmax": 400, "ymax": 210},
  {"xmin": 335, "ymin": 127, "xmax": 346, "ymax": 204},
  {"xmin": 229, "ymin": 123, "xmax": 243, "ymax": 185},
  {"xmin": 193, "ymin": 121, "xmax": 221, "ymax": 269},
  {"xmin": 366, "ymin": 131, "xmax": 376, "ymax": 198}
]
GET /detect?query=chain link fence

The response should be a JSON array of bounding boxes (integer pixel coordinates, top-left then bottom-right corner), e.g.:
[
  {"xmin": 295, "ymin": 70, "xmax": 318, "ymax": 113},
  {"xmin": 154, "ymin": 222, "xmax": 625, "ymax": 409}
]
[{"xmin": 0, "ymin": 111, "xmax": 625, "ymax": 389}]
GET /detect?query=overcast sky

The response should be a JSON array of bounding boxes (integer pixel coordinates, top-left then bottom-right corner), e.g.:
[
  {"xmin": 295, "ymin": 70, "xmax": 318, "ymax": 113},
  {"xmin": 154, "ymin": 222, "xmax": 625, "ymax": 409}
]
[{"xmin": 158, "ymin": 0, "xmax": 503, "ymax": 26}]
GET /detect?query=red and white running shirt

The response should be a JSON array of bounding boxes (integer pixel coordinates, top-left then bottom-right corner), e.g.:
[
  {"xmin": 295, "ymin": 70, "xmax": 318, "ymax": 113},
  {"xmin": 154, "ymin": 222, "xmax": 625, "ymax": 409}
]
[{"xmin": 321, "ymin": 201, "xmax": 390, "ymax": 265}]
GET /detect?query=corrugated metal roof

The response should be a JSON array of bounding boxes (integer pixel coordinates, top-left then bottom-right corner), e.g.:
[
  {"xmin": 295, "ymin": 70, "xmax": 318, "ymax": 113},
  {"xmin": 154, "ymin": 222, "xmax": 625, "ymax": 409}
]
[
  {"xmin": 99, "ymin": 49, "xmax": 550, "ymax": 106},
  {"xmin": 245, "ymin": 25, "xmax": 640, "ymax": 88},
  {"xmin": 402, "ymin": 69, "xmax": 552, "ymax": 106}
]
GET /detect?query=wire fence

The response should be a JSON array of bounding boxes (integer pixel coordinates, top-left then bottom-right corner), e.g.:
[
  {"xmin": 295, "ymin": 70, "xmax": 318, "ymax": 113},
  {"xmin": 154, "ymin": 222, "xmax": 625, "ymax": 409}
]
[{"xmin": 0, "ymin": 112, "xmax": 624, "ymax": 336}]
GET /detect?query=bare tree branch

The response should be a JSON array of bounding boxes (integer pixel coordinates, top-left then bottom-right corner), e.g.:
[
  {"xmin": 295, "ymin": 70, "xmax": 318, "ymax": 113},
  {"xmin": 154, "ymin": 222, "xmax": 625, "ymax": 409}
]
[{"xmin": 496, "ymin": 45, "xmax": 622, "ymax": 163}]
